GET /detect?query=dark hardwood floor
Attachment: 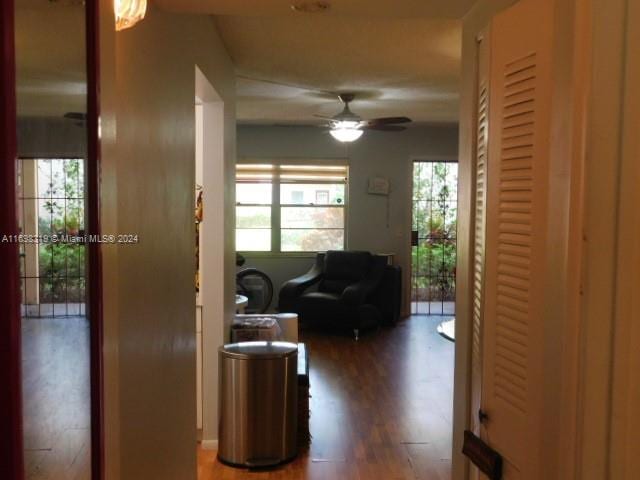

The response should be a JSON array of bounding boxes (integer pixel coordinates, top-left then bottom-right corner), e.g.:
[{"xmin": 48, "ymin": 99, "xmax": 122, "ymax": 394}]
[
  {"xmin": 199, "ymin": 315, "xmax": 455, "ymax": 480},
  {"xmin": 20, "ymin": 314, "xmax": 453, "ymax": 479},
  {"xmin": 22, "ymin": 316, "xmax": 91, "ymax": 480}
]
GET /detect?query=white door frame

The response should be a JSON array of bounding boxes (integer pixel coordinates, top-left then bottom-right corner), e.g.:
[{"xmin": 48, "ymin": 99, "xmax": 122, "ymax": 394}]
[
  {"xmin": 609, "ymin": 2, "xmax": 640, "ymax": 477},
  {"xmin": 195, "ymin": 65, "xmax": 226, "ymax": 450},
  {"xmin": 577, "ymin": 0, "xmax": 636, "ymax": 478}
]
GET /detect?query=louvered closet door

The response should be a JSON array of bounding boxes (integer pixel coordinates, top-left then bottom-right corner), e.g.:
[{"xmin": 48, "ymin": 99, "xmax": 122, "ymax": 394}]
[
  {"xmin": 481, "ymin": 0, "xmax": 554, "ymax": 479},
  {"xmin": 469, "ymin": 28, "xmax": 491, "ymax": 480},
  {"xmin": 470, "ymin": 26, "xmax": 490, "ymax": 440}
]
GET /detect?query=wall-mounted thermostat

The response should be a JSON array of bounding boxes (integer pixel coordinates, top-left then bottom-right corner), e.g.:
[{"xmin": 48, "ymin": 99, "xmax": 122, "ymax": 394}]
[{"xmin": 368, "ymin": 177, "xmax": 390, "ymax": 195}]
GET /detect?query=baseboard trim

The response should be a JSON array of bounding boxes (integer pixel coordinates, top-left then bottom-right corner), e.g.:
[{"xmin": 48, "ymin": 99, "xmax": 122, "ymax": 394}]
[{"xmin": 200, "ymin": 439, "xmax": 219, "ymax": 450}]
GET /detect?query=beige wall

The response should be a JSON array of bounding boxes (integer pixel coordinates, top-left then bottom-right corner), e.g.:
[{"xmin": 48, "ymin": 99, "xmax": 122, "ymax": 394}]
[
  {"xmin": 100, "ymin": 3, "xmax": 236, "ymax": 479},
  {"xmin": 610, "ymin": 2, "xmax": 640, "ymax": 477}
]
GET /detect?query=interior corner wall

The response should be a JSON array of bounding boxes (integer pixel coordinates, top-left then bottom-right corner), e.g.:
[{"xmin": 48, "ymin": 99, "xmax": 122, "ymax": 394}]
[
  {"xmin": 99, "ymin": 4, "xmax": 236, "ymax": 479},
  {"xmin": 236, "ymin": 124, "xmax": 459, "ymax": 316}
]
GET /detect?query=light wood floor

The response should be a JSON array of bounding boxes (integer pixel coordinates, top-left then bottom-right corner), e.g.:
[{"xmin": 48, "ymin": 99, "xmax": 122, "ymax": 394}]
[
  {"xmin": 22, "ymin": 316, "xmax": 91, "ymax": 480},
  {"xmin": 199, "ymin": 315, "xmax": 455, "ymax": 480}
]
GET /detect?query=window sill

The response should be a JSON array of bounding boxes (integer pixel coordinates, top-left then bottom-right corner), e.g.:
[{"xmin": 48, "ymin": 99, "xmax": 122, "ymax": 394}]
[{"xmin": 238, "ymin": 252, "xmax": 320, "ymax": 259}]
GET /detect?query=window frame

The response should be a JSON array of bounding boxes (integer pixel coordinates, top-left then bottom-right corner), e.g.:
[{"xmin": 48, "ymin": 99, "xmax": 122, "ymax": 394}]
[
  {"xmin": 235, "ymin": 183, "xmax": 273, "ymax": 252},
  {"xmin": 236, "ymin": 160, "xmax": 349, "ymax": 256}
]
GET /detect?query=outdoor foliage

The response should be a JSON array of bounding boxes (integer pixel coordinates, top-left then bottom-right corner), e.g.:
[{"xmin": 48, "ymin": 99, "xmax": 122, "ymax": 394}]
[
  {"xmin": 37, "ymin": 159, "xmax": 86, "ymax": 303},
  {"xmin": 412, "ymin": 162, "xmax": 458, "ymax": 302},
  {"xmin": 288, "ymin": 206, "xmax": 344, "ymax": 252}
]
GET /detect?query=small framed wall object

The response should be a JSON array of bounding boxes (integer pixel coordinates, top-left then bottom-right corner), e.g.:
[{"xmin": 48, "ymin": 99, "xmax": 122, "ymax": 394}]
[{"xmin": 368, "ymin": 177, "xmax": 390, "ymax": 195}]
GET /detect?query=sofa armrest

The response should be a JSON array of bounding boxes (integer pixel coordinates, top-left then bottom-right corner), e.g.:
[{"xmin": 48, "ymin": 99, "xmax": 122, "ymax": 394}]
[
  {"xmin": 278, "ymin": 254, "xmax": 325, "ymax": 309},
  {"xmin": 340, "ymin": 257, "xmax": 386, "ymax": 307},
  {"xmin": 372, "ymin": 265, "xmax": 402, "ymax": 325}
]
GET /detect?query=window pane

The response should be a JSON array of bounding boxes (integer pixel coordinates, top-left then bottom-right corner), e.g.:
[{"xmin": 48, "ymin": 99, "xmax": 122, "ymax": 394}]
[
  {"xmin": 236, "ymin": 183, "xmax": 272, "ymax": 205},
  {"xmin": 280, "ymin": 184, "xmax": 345, "ymax": 205},
  {"xmin": 281, "ymin": 207, "xmax": 344, "ymax": 229},
  {"xmin": 236, "ymin": 206, "xmax": 271, "ymax": 228},
  {"xmin": 281, "ymin": 229, "xmax": 344, "ymax": 252},
  {"xmin": 236, "ymin": 229, "xmax": 271, "ymax": 251}
]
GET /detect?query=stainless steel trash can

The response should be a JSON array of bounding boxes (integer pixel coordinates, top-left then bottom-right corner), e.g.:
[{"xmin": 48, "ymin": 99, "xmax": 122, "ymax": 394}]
[{"xmin": 218, "ymin": 341, "xmax": 298, "ymax": 467}]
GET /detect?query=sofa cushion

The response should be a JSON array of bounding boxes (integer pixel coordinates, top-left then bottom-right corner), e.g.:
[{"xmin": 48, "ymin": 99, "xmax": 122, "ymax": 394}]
[
  {"xmin": 320, "ymin": 251, "xmax": 371, "ymax": 294},
  {"xmin": 297, "ymin": 291, "xmax": 345, "ymax": 320}
]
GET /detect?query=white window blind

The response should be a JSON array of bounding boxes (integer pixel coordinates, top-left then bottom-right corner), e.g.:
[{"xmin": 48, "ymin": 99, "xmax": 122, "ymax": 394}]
[{"xmin": 236, "ymin": 163, "xmax": 348, "ymax": 253}]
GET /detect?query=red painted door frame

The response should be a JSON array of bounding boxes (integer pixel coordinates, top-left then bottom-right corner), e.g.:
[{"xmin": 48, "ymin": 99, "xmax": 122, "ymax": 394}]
[
  {"xmin": 0, "ymin": 0, "xmax": 24, "ymax": 476},
  {"xmin": 0, "ymin": 1, "xmax": 104, "ymax": 479},
  {"xmin": 86, "ymin": 1, "xmax": 104, "ymax": 479}
]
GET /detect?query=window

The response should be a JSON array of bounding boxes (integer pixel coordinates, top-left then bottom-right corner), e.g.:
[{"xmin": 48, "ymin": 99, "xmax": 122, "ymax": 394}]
[{"xmin": 236, "ymin": 163, "xmax": 348, "ymax": 253}]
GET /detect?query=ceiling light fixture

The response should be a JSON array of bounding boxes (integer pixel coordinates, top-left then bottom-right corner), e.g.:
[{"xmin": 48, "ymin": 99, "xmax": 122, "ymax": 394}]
[
  {"xmin": 330, "ymin": 121, "xmax": 364, "ymax": 143},
  {"xmin": 114, "ymin": 0, "xmax": 147, "ymax": 31},
  {"xmin": 291, "ymin": 1, "xmax": 331, "ymax": 13}
]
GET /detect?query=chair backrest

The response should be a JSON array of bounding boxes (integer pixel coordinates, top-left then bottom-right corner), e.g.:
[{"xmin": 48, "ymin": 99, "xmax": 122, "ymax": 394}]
[{"xmin": 319, "ymin": 250, "xmax": 372, "ymax": 294}]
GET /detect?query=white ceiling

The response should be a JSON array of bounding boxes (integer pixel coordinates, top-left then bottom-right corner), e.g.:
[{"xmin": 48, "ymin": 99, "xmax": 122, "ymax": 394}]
[
  {"xmin": 13, "ymin": 0, "xmax": 466, "ymax": 123},
  {"xmin": 15, "ymin": 0, "xmax": 86, "ymax": 118},
  {"xmin": 156, "ymin": 0, "xmax": 467, "ymax": 125},
  {"xmin": 155, "ymin": 0, "xmax": 476, "ymax": 18}
]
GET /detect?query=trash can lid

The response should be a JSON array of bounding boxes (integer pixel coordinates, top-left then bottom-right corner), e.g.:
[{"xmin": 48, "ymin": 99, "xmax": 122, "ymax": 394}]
[{"xmin": 219, "ymin": 341, "xmax": 298, "ymax": 359}]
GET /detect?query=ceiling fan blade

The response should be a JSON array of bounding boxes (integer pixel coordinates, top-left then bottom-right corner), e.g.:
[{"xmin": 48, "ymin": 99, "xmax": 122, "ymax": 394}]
[
  {"xmin": 365, "ymin": 124, "xmax": 407, "ymax": 132},
  {"xmin": 63, "ymin": 112, "xmax": 87, "ymax": 121},
  {"xmin": 364, "ymin": 116, "xmax": 412, "ymax": 126},
  {"xmin": 314, "ymin": 114, "xmax": 335, "ymax": 120}
]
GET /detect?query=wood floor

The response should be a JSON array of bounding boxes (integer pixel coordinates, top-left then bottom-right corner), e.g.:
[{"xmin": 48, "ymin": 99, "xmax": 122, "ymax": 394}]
[
  {"xmin": 199, "ymin": 315, "xmax": 454, "ymax": 480},
  {"xmin": 22, "ymin": 316, "xmax": 91, "ymax": 480}
]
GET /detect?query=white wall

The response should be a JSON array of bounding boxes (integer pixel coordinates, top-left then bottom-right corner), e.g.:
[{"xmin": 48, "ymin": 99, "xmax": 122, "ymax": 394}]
[
  {"xmin": 100, "ymin": 3, "xmax": 236, "ymax": 479},
  {"xmin": 237, "ymin": 124, "xmax": 459, "ymax": 315}
]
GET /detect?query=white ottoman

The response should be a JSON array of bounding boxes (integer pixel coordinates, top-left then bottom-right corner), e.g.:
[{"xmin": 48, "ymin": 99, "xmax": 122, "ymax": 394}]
[{"xmin": 274, "ymin": 313, "xmax": 299, "ymax": 343}]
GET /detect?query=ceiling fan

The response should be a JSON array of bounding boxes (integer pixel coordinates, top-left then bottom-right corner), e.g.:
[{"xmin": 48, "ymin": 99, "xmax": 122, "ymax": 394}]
[{"xmin": 316, "ymin": 93, "xmax": 412, "ymax": 142}]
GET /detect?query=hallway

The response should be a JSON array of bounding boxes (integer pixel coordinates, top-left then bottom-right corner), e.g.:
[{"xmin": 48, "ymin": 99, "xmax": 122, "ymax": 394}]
[
  {"xmin": 22, "ymin": 317, "xmax": 91, "ymax": 480},
  {"xmin": 199, "ymin": 315, "xmax": 454, "ymax": 480}
]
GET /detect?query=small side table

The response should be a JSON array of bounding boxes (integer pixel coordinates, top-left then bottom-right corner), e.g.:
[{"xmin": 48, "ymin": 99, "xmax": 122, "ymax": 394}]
[{"xmin": 297, "ymin": 343, "xmax": 310, "ymax": 448}]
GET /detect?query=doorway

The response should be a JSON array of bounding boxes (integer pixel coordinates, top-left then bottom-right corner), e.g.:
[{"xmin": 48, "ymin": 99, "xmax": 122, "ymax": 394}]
[
  {"xmin": 411, "ymin": 160, "xmax": 459, "ymax": 317},
  {"xmin": 194, "ymin": 65, "xmax": 227, "ymax": 454},
  {"xmin": 1, "ymin": 0, "xmax": 102, "ymax": 478},
  {"xmin": 18, "ymin": 157, "xmax": 90, "ymax": 479}
]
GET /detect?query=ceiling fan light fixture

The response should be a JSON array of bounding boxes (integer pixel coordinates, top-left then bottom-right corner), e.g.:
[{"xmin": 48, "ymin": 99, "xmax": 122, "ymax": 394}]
[
  {"xmin": 330, "ymin": 124, "xmax": 363, "ymax": 143},
  {"xmin": 333, "ymin": 120, "xmax": 359, "ymax": 129},
  {"xmin": 114, "ymin": 0, "xmax": 147, "ymax": 31}
]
